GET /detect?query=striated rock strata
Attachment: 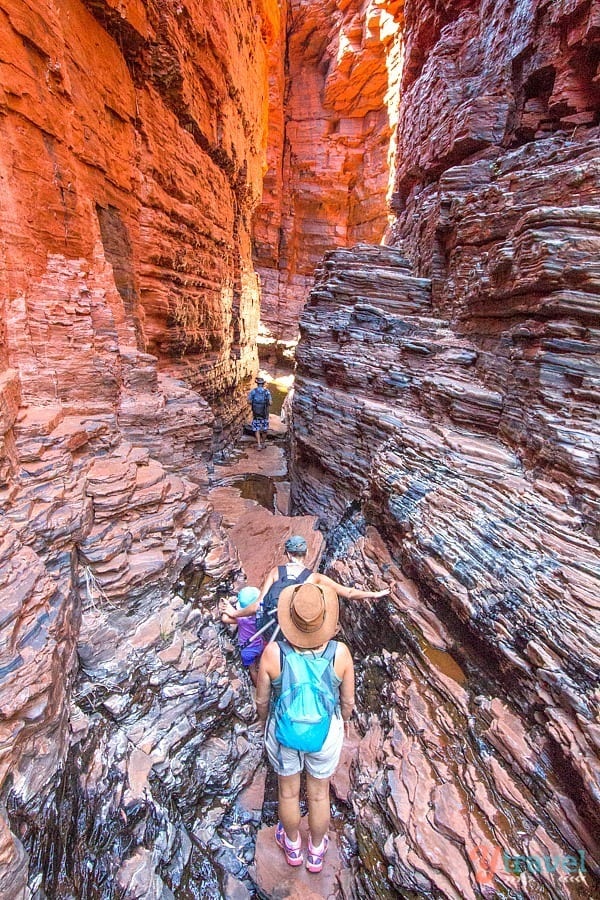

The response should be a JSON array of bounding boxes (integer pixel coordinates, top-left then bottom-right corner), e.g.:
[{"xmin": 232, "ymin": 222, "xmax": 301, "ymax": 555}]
[
  {"xmin": 0, "ymin": 0, "xmax": 280, "ymax": 436},
  {"xmin": 0, "ymin": 0, "xmax": 279, "ymax": 893},
  {"xmin": 325, "ymin": 527, "xmax": 598, "ymax": 899},
  {"xmin": 291, "ymin": 244, "xmax": 600, "ymax": 896},
  {"xmin": 290, "ymin": 4, "xmax": 600, "ymax": 891},
  {"xmin": 0, "ymin": 378, "xmax": 262, "ymax": 894}
]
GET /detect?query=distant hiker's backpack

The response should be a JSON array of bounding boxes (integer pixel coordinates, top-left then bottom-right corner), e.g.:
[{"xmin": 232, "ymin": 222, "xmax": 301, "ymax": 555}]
[
  {"xmin": 255, "ymin": 566, "xmax": 311, "ymax": 641},
  {"xmin": 274, "ymin": 640, "xmax": 339, "ymax": 753},
  {"xmin": 251, "ymin": 388, "xmax": 270, "ymax": 419}
]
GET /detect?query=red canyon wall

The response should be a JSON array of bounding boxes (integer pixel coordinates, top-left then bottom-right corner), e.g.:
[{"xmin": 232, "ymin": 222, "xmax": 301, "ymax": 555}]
[
  {"xmin": 1, "ymin": 0, "xmax": 280, "ymax": 408},
  {"xmin": 253, "ymin": 0, "xmax": 403, "ymax": 351},
  {"xmin": 0, "ymin": 0, "xmax": 278, "ymax": 891}
]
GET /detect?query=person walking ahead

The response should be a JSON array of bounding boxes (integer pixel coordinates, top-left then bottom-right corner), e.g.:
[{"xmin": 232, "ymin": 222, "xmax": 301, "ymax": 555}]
[
  {"xmin": 221, "ymin": 534, "xmax": 389, "ymax": 637},
  {"xmin": 248, "ymin": 376, "xmax": 272, "ymax": 451},
  {"xmin": 255, "ymin": 581, "xmax": 354, "ymax": 873}
]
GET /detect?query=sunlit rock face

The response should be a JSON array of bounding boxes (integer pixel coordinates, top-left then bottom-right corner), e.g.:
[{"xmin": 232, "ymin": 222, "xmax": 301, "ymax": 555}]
[
  {"xmin": 0, "ymin": 0, "xmax": 278, "ymax": 892},
  {"xmin": 0, "ymin": 0, "xmax": 280, "ymax": 420},
  {"xmin": 252, "ymin": 0, "xmax": 403, "ymax": 351}
]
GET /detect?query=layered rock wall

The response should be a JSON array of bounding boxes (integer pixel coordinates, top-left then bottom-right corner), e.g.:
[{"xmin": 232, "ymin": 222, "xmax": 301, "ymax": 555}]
[
  {"xmin": 326, "ymin": 527, "xmax": 598, "ymax": 899},
  {"xmin": 292, "ymin": 243, "xmax": 600, "ymax": 896},
  {"xmin": 290, "ymin": 2, "xmax": 600, "ymax": 890},
  {"xmin": 388, "ymin": 0, "xmax": 600, "ymax": 534},
  {"xmin": 253, "ymin": 0, "xmax": 403, "ymax": 350},
  {"xmin": 0, "ymin": 0, "xmax": 278, "ymax": 892},
  {"xmin": 1, "ymin": 0, "xmax": 279, "ymax": 415},
  {"xmin": 394, "ymin": 0, "xmax": 600, "ymax": 221}
]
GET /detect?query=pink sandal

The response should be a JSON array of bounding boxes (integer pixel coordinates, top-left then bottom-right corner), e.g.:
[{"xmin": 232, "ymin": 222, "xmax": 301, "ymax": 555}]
[
  {"xmin": 275, "ymin": 822, "xmax": 303, "ymax": 866},
  {"xmin": 306, "ymin": 834, "xmax": 329, "ymax": 873}
]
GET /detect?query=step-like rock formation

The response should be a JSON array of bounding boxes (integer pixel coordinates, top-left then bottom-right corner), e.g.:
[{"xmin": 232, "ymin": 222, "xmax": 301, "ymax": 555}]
[
  {"xmin": 291, "ymin": 244, "xmax": 600, "ymax": 896},
  {"xmin": 394, "ymin": 0, "xmax": 600, "ymax": 226},
  {"xmin": 0, "ymin": 375, "xmax": 254, "ymax": 893},
  {"xmin": 253, "ymin": 820, "xmax": 343, "ymax": 898},
  {"xmin": 327, "ymin": 528, "xmax": 597, "ymax": 899}
]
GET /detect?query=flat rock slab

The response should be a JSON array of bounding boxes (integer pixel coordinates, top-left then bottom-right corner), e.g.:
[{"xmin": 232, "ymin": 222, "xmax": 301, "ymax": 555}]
[
  {"xmin": 253, "ymin": 820, "xmax": 342, "ymax": 899},
  {"xmin": 209, "ymin": 445, "xmax": 323, "ymax": 586},
  {"xmin": 217, "ymin": 442, "xmax": 288, "ymax": 478}
]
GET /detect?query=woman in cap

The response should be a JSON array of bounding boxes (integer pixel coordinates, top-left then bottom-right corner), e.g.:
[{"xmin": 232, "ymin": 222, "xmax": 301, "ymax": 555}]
[
  {"xmin": 221, "ymin": 534, "xmax": 390, "ymax": 628},
  {"xmin": 255, "ymin": 580, "xmax": 353, "ymax": 873}
]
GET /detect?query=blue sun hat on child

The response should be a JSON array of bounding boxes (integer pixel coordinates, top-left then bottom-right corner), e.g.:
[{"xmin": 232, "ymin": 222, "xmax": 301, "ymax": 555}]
[{"xmin": 238, "ymin": 586, "xmax": 260, "ymax": 608}]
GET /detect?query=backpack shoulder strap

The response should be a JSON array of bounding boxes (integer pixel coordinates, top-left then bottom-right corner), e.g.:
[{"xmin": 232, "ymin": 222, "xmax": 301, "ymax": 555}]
[
  {"xmin": 323, "ymin": 640, "xmax": 337, "ymax": 662},
  {"xmin": 278, "ymin": 639, "xmax": 292, "ymax": 658},
  {"xmin": 277, "ymin": 639, "xmax": 292, "ymax": 670},
  {"xmin": 277, "ymin": 565, "xmax": 287, "ymax": 580},
  {"xmin": 297, "ymin": 567, "xmax": 312, "ymax": 584}
]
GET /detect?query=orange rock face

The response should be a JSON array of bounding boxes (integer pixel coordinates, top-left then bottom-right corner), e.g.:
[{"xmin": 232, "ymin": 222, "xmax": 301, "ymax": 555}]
[
  {"xmin": 0, "ymin": 0, "xmax": 278, "ymax": 890},
  {"xmin": 1, "ymin": 0, "xmax": 279, "ymax": 403},
  {"xmin": 253, "ymin": 0, "xmax": 403, "ymax": 348}
]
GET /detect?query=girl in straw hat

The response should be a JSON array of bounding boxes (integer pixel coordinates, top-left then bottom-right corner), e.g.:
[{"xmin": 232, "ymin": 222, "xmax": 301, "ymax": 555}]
[{"xmin": 255, "ymin": 580, "xmax": 353, "ymax": 874}]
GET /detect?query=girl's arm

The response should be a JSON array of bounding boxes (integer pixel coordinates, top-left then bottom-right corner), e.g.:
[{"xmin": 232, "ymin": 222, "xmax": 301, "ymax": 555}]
[
  {"xmin": 222, "ymin": 598, "xmax": 259, "ymax": 620},
  {"xmin": 221, "ymin": 567, "xmax": 278, "ymax": 620}
]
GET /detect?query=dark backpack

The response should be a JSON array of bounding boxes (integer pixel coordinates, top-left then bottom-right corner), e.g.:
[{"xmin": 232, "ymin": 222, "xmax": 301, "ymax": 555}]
[
  {"xmin": 255, "ymin": 565, "xmax": 312, "ymax": 641},
  {"xmin": 251, "ymin": 388, "xmax": 270, "ymax": 419},
  {"xmin": 274, "ymin": 640, "xmax": 339, "ymax": 752}
]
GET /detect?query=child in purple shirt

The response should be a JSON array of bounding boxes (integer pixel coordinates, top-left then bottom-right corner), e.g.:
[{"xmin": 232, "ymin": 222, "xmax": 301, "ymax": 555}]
[{"xmin": 222, "ymin": 586, "xmax": 264, "ymax": 685}]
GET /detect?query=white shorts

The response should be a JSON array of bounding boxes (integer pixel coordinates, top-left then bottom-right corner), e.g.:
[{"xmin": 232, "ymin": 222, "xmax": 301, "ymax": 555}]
[{"xmin": 265, "ymin": 714, "xmax": 344, "ymax": 779}]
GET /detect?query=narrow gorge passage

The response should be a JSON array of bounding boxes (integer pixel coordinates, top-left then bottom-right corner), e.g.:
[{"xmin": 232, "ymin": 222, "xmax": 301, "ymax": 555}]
[{"xmin": 1, "ymin": 0, "xmax": 599, "ymax": 898}]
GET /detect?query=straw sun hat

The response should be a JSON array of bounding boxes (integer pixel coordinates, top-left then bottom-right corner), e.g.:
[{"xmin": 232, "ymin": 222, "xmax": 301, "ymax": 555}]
[{"xmin": 277, "ymin": 581, "xmax": 339, "ymax": 649}]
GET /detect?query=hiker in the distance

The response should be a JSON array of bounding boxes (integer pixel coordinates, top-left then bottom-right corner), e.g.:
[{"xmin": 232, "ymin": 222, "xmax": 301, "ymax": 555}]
[
  {"xmin": 255, "ymin": 580, "xmax": 353, "ymax": 873},
  {"xmin": 248, "ymin": 375, "xmax": 272, "ymax": 451},
  {"xmin": 220, "ymin": 534, "xmax": 389, "ymax": 642}
]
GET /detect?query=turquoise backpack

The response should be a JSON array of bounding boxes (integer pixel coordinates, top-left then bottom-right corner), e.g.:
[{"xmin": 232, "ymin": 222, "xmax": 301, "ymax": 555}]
[{"xmin": 274, "ymin": 640, "xmax": 339, "ymax": 753}]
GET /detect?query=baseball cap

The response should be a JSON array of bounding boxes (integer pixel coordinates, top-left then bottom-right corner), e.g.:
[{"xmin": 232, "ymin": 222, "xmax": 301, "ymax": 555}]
[
  {"xmin": 284, "ymin": 535, "xmax": 308, "ymax": 554},
  {"xmin": 237, "ymin": 586, "xmax": 260, "ymax": 608}
]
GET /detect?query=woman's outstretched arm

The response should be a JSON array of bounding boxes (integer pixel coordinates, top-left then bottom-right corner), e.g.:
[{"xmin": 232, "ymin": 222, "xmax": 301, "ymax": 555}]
[{"xmin": 313, "ymin": 571, "xmax": 389, "ymax": 601}]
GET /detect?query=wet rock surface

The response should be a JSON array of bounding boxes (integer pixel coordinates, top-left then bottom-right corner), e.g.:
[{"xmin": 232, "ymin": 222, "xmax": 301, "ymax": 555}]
[
  {"xmin": 209, "ymin": 439, "xmax": 323, "ymax": 588},
  {"xmin": 325, "ymin": 531, "xmax": 599, "ymax": 899},
  {"xmin": 253, "ymin": 821, "xmax": 342, "ymax": 899},
  {"xmin": 0, "ymin": 383, "xmax": 265, "ymax": 896}
]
